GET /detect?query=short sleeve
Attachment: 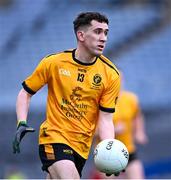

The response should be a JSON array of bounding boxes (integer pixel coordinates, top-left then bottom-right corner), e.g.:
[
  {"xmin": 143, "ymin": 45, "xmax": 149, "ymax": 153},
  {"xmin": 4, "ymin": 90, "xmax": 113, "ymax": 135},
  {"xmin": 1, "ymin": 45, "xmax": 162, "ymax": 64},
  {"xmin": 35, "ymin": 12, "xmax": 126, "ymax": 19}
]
[
  {"xmin": 99, "ymin": 75, "xmax": 121, "ymax": 113},
  {"xmin": 22, "ymin": 57, "xmax": 49, "ymax": 94}
]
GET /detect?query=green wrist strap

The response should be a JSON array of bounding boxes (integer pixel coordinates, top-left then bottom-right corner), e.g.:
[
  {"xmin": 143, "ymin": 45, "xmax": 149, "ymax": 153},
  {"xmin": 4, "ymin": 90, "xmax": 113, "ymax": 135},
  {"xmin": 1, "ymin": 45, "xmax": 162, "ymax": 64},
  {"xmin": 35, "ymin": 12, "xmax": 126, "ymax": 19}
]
[{"xmin": 17, "ymin": 120, "xmax": 27, "ymax": 127}]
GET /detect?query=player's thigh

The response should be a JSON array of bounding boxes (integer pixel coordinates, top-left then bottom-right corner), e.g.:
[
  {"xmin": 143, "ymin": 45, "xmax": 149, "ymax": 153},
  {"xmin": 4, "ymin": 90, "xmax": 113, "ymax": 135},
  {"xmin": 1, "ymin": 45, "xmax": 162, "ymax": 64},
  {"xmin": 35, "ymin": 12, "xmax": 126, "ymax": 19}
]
[
  {"xmin": 48, "ymin": 159, "xmax": 80, "ymax": 179},
  {"xmin": 126, "ymin": 159, "xmax": 145, "ymax": 179}
]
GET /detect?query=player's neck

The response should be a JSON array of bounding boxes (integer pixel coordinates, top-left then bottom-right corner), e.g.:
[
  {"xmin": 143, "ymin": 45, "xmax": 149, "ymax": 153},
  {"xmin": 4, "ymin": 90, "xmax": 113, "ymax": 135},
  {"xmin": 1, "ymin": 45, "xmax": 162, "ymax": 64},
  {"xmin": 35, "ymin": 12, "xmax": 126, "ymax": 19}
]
[{"xmin": 75, "ymin": 48, "xmax": 96, "ymax": 63}]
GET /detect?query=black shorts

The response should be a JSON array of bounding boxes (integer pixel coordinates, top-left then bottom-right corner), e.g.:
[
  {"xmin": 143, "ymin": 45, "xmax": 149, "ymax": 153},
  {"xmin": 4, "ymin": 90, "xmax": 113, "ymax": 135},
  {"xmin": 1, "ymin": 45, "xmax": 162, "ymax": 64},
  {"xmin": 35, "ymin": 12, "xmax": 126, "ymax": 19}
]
[
  {"xmin": 128, "ymin": 151, "xmax": 138, "ymax": 164},
  {"xmin": 39, "ymin": 143, "xmax": 86, "ymax": 177}
]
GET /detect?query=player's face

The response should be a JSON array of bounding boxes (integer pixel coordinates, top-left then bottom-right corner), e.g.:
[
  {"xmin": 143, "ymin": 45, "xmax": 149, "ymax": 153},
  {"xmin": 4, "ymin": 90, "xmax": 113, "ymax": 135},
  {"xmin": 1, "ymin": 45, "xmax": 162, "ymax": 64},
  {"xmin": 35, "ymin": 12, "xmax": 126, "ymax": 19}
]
[{"xmin": 82, "ymin": 20, "xmax": 108, "ymax": 56}]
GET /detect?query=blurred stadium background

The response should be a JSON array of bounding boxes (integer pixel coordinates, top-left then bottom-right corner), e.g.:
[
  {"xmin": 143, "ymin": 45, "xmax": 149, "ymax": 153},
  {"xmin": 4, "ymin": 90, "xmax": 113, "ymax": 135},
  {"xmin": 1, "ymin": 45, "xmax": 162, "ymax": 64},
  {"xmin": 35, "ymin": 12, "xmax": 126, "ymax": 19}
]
[{"xmin": 0, "ymin": 0, "xmax": 171, "ymax": 178}]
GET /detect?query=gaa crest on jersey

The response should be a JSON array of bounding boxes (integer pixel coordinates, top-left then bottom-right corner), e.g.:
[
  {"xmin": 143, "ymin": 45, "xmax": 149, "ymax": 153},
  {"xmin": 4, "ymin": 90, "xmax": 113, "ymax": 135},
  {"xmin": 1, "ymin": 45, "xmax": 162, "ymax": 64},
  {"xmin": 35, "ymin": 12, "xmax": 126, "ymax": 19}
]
[
  {"xmin": 91, "ymin": 74, "xmax": 102, "ymax": 90},
  {"xmin": 93, "ymin": 74, "xmax": 102, "ymax": 86}
]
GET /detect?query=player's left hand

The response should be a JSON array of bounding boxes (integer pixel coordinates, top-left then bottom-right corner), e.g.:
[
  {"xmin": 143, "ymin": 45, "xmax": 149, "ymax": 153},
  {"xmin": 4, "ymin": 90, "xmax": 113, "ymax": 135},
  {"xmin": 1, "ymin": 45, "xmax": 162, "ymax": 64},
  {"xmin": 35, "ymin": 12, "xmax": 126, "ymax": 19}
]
[
  {"xmin": 106, "ymin": 169, "xmax": 125, "ymax": 177},
  {"xmin": 13, "ymin": 121, "xmax": 35, "ymax": 153},
  {"xmin": 106, "ymin": 172, "xmax": 120, "ymax": 177}
]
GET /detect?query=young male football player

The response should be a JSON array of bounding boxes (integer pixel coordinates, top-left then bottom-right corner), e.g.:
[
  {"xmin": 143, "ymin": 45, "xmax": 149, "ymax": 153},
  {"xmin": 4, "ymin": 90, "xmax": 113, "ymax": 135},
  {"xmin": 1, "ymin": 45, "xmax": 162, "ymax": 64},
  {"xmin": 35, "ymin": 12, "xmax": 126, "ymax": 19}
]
[{"xmin": 13, "ymin": 12, "xmax": 120, "ymax": 179}]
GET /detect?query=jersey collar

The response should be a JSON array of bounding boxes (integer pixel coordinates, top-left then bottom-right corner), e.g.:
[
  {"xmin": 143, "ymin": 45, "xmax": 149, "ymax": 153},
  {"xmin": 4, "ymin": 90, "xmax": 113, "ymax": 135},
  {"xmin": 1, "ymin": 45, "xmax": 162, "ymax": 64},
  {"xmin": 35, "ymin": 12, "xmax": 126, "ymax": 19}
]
[{"xmin": 72, "ymin": 49, "xmax": 98, "ymax": 66}]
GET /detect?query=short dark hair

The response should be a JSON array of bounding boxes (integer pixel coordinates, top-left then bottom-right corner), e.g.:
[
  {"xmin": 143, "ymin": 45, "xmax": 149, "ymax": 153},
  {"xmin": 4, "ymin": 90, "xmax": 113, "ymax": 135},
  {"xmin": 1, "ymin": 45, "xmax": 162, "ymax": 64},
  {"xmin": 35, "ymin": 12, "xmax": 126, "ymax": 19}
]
[{"xmin": 73, "ymin": 12, "xmax": 109, "ymax": 34}]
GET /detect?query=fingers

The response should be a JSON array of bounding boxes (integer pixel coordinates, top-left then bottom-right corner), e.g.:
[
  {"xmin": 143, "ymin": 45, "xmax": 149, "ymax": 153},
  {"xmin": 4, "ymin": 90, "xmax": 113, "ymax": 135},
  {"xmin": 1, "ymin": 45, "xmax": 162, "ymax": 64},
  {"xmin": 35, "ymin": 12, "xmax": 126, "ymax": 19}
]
[
  {"xmin": 20, "ymin": 127, "xmax": 35, "ymax": 141},
  {"xmin": 13, "ymin": 126, "xmax": 35, "ymax": 154},
  {"xmin": 13, "ymin": 139, "xmax": 20, "ymax": 154},
  {"xmin": 113, "ymin": 169, "xmax": 125, "ymax": 176},
  {"xmin": 105, "ymin": 170, "xmax": 125, "ymax": 177},
  {"xmin": 114, "ymin": 172, "xmax": 120, "ymax": 176},
  {"xmin": 25, "ymin": 127, "xmax": 35, "ymax": 132},
  {"xmin": 105, "ymin": 172, "xmax": 120, "ymax": 177}
]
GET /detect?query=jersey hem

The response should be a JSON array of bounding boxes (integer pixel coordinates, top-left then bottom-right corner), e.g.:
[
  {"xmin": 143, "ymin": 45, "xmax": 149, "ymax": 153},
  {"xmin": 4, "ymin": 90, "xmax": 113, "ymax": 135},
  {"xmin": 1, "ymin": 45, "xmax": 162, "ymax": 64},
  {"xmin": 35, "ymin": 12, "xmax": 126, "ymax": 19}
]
[{"xmin": 39, "ymin": 141, "xmax": 88, "ymax": 159}]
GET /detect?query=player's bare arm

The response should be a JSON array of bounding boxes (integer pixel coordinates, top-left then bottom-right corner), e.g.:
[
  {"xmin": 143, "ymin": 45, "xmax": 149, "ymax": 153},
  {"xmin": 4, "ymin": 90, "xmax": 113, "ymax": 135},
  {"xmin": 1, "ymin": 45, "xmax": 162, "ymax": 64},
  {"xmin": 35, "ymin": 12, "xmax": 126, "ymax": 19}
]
[
  {"xmin": 16, "ymin": 88, "xmax": 32, "ymax": 122},
  {"xmin": 98, "ymin": 110, "xmax": 115, "ymax": 140}
]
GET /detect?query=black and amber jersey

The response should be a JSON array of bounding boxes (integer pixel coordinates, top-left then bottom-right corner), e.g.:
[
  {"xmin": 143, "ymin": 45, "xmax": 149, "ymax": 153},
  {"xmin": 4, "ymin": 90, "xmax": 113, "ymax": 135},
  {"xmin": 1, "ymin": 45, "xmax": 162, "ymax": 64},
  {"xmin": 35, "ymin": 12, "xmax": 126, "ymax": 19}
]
[
  {"xmin": 113, "ymin": 91, "xmax": 140, "ymax": 153},
  {"xmin": 22, "ymin": 49, "xmax": 120, "ymax": 159}
]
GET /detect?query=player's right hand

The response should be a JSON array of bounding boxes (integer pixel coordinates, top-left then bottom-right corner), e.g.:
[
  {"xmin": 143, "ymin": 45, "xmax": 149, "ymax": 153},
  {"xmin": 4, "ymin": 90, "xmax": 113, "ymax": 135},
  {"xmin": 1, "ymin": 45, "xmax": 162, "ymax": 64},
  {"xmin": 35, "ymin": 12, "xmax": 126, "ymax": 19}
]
[{"xmin": 13, "ymin": 121, "xmax": 35, "ymax": 153}]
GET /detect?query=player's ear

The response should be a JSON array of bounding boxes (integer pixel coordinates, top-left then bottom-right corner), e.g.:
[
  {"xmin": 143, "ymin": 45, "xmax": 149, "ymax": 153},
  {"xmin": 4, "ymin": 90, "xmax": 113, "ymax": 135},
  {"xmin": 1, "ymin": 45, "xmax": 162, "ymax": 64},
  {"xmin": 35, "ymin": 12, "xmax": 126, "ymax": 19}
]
[{"xmin": 77, "ymin": 31, "xmax": 85, "ymax": 42}]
